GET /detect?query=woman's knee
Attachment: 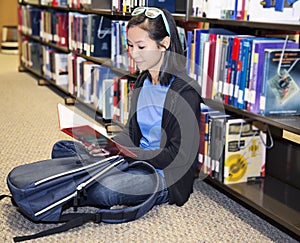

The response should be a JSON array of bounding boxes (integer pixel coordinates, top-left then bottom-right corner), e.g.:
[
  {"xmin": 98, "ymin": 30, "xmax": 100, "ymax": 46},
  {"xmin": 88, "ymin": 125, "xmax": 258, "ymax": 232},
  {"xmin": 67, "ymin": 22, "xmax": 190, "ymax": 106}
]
[{"xmin": 51, "ymin": 140, "xmax": 83, "ymax": 158}]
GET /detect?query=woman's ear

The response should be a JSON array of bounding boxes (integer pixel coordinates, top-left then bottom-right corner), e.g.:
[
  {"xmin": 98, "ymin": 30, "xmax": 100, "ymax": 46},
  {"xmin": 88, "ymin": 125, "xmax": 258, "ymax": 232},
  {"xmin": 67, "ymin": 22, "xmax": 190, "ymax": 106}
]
[{"xmin": 160, "ymin": 36, "xmax": 170, "ymax": 50}]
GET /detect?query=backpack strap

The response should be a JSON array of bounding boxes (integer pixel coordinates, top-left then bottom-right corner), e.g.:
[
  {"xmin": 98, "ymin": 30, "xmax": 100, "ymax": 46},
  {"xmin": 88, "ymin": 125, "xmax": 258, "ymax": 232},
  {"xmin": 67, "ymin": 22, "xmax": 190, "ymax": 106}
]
[
  {"xmin": 13, "ymin": 213, "xmax": 96, "ymax": 242},
  {"xmin": 12, "ymin": 160, "xmax": 160, "ymax": 242},
  {"xmin": 0, "ymin": 194, "xmax": 11, "ymax": 200}
]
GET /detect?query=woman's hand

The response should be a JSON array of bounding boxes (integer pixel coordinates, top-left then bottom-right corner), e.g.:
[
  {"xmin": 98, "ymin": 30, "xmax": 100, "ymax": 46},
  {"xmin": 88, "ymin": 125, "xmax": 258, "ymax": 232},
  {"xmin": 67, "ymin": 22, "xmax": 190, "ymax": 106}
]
[{"xmin": 86, "ymin": 144, "xmax": 110, "ymax": 157}]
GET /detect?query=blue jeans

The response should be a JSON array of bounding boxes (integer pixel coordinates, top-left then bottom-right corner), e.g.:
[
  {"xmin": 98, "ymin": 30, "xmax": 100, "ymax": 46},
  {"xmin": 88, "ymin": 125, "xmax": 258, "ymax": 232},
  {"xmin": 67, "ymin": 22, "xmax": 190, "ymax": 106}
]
[{"xmin": 51, "ymin": 140, "xmax": 169, "ymax": 207}]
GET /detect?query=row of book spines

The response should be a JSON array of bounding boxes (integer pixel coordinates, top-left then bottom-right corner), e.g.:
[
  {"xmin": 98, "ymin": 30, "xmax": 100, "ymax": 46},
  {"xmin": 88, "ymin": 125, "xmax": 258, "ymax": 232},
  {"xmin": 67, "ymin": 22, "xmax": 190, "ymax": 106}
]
[
  {"xmin": 192, "ymin": 0, "xmax": 249, "ymax": 21},
  {"xmin": 66, "ymin": 0, "xmax": 147, "ymax": 12},
  {"xmin": 21, "ymin": 0, "xmax": 68, "ymax": 6},
  {"xmin": 18, "ymin": 7, "xmax": 136, "ymax": 70},
  {"xmin": 186, "ymin": 30, "xmax": 300, "ymax": 113},
  {"xmin": 20, "ymin": 40, "xmax": 134, "ymax": 124},
  {"xmin": 18, "ymin": 7, "xmax": 137, "ymax": 73},
  {"xmin": 22, "ymin": 0, "xmax": 153, "ymax": 13},
  {"xmin": 198, "ymin": 108, "xmax": 266, "ymax": 184},
  {"xmin": 67, "ymin": 53, "xmax": 136, "ymax": 124},
  {"xmin": 18, "ymin": 6, "xmax": 69, "ymax": 47},
  {"xmin": 20, "ymin": 39, "xmax": 69, "ymax": 85}
]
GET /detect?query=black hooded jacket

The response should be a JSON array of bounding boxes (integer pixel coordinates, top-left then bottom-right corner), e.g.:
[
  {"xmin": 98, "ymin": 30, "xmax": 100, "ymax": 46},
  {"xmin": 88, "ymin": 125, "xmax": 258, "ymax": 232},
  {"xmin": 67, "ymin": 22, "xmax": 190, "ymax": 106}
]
[{"xmin": 114, "ymin": 71, "xmax": 202, "ymax": 206}]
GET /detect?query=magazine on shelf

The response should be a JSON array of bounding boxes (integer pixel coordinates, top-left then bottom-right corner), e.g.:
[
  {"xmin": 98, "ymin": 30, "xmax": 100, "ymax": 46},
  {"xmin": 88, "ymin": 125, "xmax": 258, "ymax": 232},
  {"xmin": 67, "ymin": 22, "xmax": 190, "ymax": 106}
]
[{"xmin": 57, "ymin": 103, "xmax": 136, "ymax": 158}]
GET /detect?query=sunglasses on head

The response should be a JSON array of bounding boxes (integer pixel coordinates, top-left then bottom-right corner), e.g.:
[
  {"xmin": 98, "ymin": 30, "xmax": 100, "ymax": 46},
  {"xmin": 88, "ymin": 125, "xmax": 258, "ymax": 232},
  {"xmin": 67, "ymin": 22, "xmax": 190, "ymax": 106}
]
[{"xmin": 131, "ymin": 7, "xmax": 171, "ymax": 36}]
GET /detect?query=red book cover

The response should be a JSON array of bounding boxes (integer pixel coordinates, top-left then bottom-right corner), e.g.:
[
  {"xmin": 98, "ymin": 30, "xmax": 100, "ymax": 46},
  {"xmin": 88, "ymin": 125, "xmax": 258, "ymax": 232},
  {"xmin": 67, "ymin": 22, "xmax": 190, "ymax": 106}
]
[
  {"xmin": 57, "ymin": 103, "xmax": 136, "ymax": 158},
  {"xmin": 206, "ymin": 33, "xmax": 217, "ymax": 99},
  {"xmin": 229, "ymin": 36, "xmax": 241, "ymax": 105},
  {"xmin": 58, "ymin": 13, "xmax": 68, "ymax": 47}
]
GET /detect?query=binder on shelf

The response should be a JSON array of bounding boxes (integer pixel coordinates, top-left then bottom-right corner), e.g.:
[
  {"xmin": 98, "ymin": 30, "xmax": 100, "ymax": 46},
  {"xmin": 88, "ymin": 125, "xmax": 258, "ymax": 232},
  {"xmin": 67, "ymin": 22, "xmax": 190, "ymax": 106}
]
[
  {"xmin": 91, "ymin": 15, "xmax": 112, "ymax": 58},
  {"xmin": 223, "ymin": 119, "xmax": 266, "ymax": 184},
  {"xmin": 208, "ymin": 113, "xmax": 230, "ymax": 182}
]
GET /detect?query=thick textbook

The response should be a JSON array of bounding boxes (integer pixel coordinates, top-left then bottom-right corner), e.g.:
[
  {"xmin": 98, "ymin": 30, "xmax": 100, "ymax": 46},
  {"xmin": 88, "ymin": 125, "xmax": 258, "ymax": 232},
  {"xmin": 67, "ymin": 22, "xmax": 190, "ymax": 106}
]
[
  {"xmin": 260, "ymin": 48, "xmax": 300, "ymax": 116},
  {"xmin": 57, "ymin": 103, "xmax": 136, "ymax": 158},
  {"xmin": 223, "ymin": 119, "xmax": 266, "ymax": 184}
]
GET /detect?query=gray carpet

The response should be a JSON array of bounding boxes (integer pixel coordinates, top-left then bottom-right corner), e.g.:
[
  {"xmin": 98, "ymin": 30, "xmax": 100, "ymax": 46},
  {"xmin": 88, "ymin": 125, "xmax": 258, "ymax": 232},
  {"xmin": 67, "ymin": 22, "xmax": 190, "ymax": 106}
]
[{"xmin": 0, "ymin": 53, "xmax": 297, "ymax": 242}]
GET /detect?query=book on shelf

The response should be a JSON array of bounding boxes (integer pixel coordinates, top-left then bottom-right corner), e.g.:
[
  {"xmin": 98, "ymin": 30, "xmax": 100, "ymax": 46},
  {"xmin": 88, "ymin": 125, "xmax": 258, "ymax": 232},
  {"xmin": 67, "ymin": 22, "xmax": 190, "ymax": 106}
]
[
  {"xmin": 92, "ymin": 65, "xmax": 112, "ymax": 111},
  {"xmin": 111, "ymin": 20, "xmax": 129, "ymax": 67},
  {"xmin": 40, "ymin": 9, "xmax": 55, "ymax": 43},
  {"xmin": 201, "ymin": 38, "xmax": 210, "ymax": 97},
  {"xmin": 112, "ymin": 77, "xmax": 121, "ymax": 122},
  {"xmin": 56, "ymin": 12, "xmax": 69, "ymax": 47},
  {"xmin": 223, "ymin": 36, "xmax": 234, "ymax": 104},
  {"xmin": 215, "ymin": 35, "xmax": 231, "ymax": 102},
  {"xmin": 53, "ymin": 52, "xmax": 69, "ymax": 86},
  {"xmin": 223, "ymin": 118, "xmax": 266, "ymax": 184},
  {"xmin": 260, "ymin": 48, "xmax": 300, "ymax": 116},
  {"xmin": 205, "ymin": 33, "xmax": 217, "ymax": 99},
  {"xmin": 90, "ymin": 15, "xmax": 112, "ymax": 58},
  {"xmin": 41, "ymin": 46, "xmax": 55, "ymax": 80},
  {"xmin": 227, "ymin": 35, "xmax": 253, "ymax": 107},
  {"xmin": 211, "ymin": 34, "xmax": 222, "ymax": 100},
  {"xmin": 19, "ymin": 6, "xmax": 41, "ymax": 36},
  {"xmin": 51, "ymin": 0, "xmax": 68, "ymax": 7},
  {"xmin": 118, "ymin": 77, "xmax": 129, "ymax": 124},
  {"xmin": 186, "ymin": 30, "xmax": 193, "ymax": 77},
  {"xmin": 199, "ymin": 109, "xmax": 220, "ymax": 175},
  {"xmin": 203, "ymin": 0, "xmax": 222, "ymax": 18},
  {"xmin": 245, "ymin": 38, "xmax": 287, "ymax": 112},
  {"xmin": 228, "ymin": 35, "xmax": 241, "ymax": 106},
  {"xmin": 25, "ymin": 41, "xmax": 40, "ymax": 73},
  {"xmin": 67, "ymin": 53, "xmax": 75, "ymax": 94},
  {"xmin": 102, "ymin": 78, "xmax": 115, "ymax": 120},
  {"xmin": 237, "ymin": 37, "xmax": 253, "ymax": 109},
  {"xmin": 57, "ymin": 103, "xmax": 136, "ymax": 158},
  {"xmin": 29, "ymin": 7, "xmax": 41, "ymax": 36},
  {"xmin": 248, "ymin": 40, "xmax": 299, "ymax": 113},
  {"xmin": 80, "ymin": 61, "xmax": 99, "ymax": 103},
  {"xmin": 208, "ymin": 113, "xmax": 230, "ymax": 182},
  {"xmin": 75, "ymin": 56, "xmax": 87, "ymax": 97},
  {"xmin": 147, "ymin": 0, "xmax": 176, "ymax": 13},
  {"xmin": 68, "ymin": 12, "xmax": 86, "ymax": 53},
  {"xmin": 193, "ymin": 29, "xmax": 206, "ymax": 82}
]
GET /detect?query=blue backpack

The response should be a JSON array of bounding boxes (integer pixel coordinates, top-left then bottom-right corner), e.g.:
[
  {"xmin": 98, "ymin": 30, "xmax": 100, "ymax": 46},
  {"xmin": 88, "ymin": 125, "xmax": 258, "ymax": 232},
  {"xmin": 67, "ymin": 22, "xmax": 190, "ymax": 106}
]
[{"xmin": 1, "ymin": 155, "xmax": 159, "ymax": 242}]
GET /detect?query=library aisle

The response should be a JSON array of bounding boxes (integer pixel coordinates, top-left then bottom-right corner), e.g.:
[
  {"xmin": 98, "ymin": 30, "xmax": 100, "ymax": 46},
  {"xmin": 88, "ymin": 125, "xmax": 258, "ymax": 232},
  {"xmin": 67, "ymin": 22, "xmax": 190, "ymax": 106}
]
[{"xmin": 0, "ymin": 53, "xmax": 297, "ymax": 242}]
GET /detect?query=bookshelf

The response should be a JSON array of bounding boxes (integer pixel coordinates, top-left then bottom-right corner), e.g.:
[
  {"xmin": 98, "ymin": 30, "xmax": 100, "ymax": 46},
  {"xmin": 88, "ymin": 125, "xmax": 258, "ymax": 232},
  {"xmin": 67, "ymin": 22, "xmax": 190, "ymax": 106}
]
[
  {"xmin": 17, "ymin": 1, "xmax": 300, "ymax": 240},
  {"xmin": 192, "ymin": 12, "xmax": 300, "ymax": 242}
]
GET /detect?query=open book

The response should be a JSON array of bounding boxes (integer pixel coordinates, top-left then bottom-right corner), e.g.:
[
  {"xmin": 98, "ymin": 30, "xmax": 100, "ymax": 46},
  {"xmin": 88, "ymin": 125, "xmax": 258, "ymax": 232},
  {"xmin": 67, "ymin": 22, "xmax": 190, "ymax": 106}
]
[{"xmin": 57, "ymin": 103, "xmax": 136, "ymax": 158}]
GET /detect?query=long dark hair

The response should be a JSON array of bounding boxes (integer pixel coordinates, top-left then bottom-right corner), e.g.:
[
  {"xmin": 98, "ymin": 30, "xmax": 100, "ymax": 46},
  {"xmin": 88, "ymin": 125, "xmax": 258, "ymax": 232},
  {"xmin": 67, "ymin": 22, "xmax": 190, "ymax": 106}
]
[{"xmin": 127, "ymin": 8, "xmax": 186, "ymax": 86}]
